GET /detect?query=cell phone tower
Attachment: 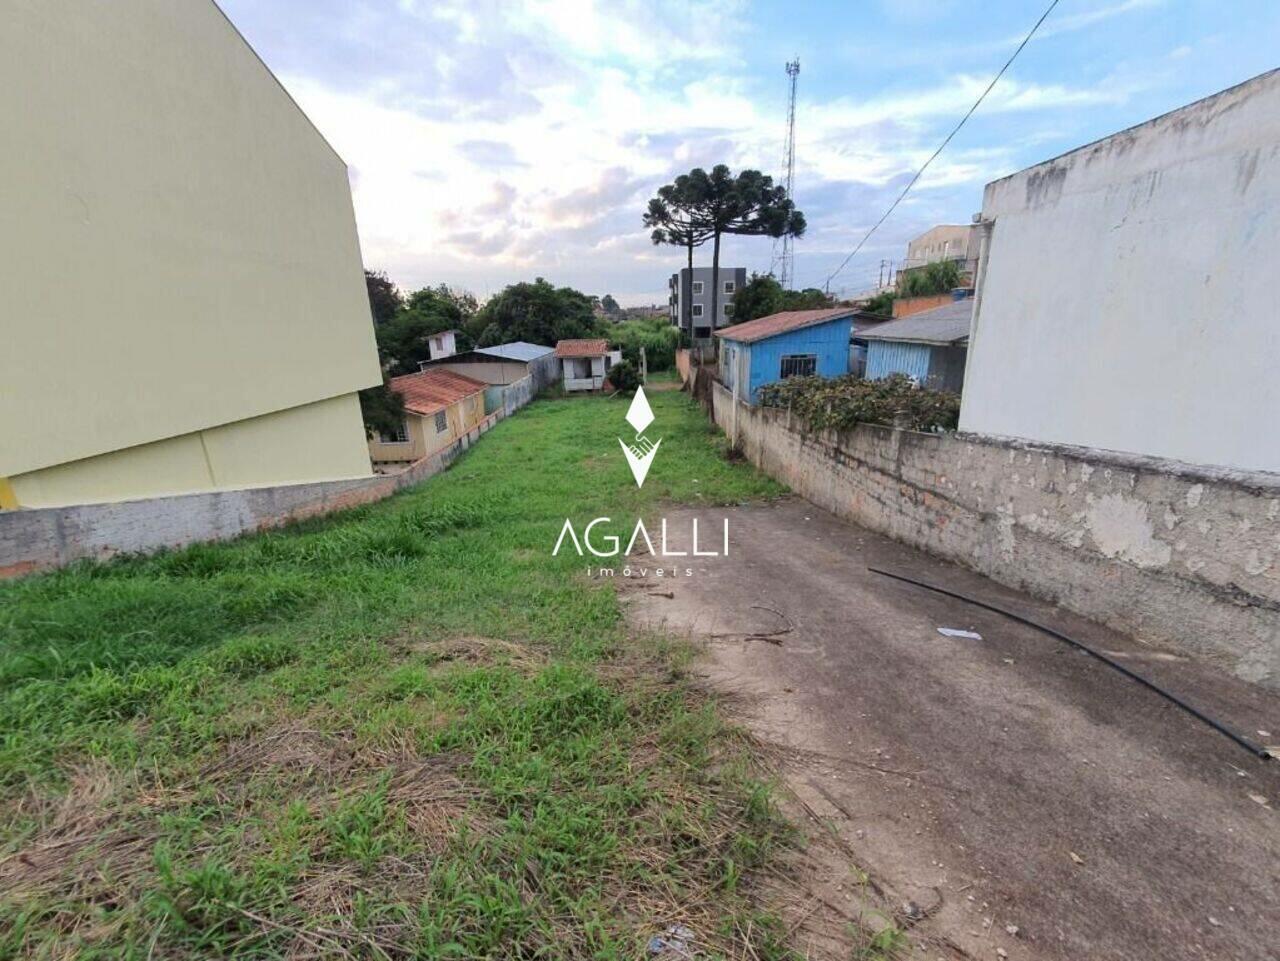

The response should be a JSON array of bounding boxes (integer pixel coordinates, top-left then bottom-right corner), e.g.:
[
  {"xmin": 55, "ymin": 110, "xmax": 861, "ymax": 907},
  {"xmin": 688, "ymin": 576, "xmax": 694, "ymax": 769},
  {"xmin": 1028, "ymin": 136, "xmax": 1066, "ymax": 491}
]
[{"xmin": 779, "ymin": 59, "xmax": 800, "ymax": 290}]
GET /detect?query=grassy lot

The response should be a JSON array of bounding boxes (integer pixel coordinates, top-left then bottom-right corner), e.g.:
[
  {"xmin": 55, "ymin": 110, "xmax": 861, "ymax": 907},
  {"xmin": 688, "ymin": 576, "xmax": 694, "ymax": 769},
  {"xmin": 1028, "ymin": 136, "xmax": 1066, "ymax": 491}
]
[{"xmin": 0, "ymin": 390, "xmax": 810, "ymax": 959}]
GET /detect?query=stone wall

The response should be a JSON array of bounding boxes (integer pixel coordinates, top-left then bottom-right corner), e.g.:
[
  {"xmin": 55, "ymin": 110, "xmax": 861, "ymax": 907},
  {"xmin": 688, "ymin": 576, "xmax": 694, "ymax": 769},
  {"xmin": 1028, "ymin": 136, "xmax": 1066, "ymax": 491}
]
[
  {"xmin": 1, "ymin": 382, "xmax": 539, "ymax": 578},
  {"xmin": 710, "ymin": 380, "xmax": 1280, "ymax": 688}
]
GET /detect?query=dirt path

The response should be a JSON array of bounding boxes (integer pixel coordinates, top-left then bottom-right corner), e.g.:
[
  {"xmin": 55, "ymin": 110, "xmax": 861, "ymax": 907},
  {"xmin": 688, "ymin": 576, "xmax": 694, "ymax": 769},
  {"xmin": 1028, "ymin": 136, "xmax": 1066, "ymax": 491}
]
[{"xmin": 624, "ymin": 498, "xmax": 1280, "ymax": 961}]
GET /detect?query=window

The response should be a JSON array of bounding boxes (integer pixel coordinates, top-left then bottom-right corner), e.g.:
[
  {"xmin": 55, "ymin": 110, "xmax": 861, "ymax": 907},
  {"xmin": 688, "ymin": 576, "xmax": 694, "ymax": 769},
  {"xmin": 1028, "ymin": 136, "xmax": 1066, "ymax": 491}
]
[
  {"xmin": 780, "ymin": 354, "xmax": 817, "ymax": 378},
  {"xmin": 724, "ymin": 280, "xmax": 735, "ymax": 294},
  {"xmin": 692, "ymin": 281, "xmax": 704, "ymax": 294},
  {"xmin": 693, "ymin": 326, "xmax": 711, "ymax": 340},
  {"xmin": 692, "ymin": 304, "xmax": 704, "ymax": 317},
  {"xmin": 722, "ymin": 303, "xmax": 732, "ymax": 315},
  {"xmin": 435, "ymin": 410, "xmax": 448, "ymax": 433},
  {"xmin": 379, "ymin": 420, "xmax": 409, "ymax": 444}
]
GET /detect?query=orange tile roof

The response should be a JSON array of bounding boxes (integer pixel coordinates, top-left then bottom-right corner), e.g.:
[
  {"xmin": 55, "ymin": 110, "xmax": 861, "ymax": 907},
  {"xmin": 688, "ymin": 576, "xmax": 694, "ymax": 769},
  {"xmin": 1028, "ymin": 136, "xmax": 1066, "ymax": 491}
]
[
  {"xmin": 555, "ymin": 338, "xmax": 610, "ymax": 358},
  {"xmin": 388, "ymin": 368, "xmax": 487, "ymax": 417},
  {"xmin": 714, "ymin": 307, "xmax": 856, "ymax": 344}
]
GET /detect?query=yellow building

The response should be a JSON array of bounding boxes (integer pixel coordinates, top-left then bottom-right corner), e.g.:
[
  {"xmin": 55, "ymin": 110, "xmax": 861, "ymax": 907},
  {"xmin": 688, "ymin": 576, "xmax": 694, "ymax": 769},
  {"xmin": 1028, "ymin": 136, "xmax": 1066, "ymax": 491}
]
[
  {"xmin": 367, "ymin": 370, "xmax": 488, "ymax": 467},
  {"xmin": 0, "ymin": 0, "xmax": 381, "ymax": 509}
]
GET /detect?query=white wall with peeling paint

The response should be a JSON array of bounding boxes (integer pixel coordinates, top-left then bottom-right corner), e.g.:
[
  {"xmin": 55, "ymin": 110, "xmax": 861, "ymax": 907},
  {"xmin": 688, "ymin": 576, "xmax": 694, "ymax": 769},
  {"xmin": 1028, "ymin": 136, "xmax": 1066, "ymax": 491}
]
[{"xmin": 961, "ymin": 70, "xmax": 1280, "ymax": 474}]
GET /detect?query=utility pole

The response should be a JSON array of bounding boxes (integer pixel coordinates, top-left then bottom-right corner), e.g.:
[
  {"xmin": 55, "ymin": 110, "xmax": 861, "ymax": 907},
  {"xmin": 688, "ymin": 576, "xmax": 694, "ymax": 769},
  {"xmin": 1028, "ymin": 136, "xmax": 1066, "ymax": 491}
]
[{"xmin": 779, "ymin": 59, "xmax": 800, "ymax": 290}]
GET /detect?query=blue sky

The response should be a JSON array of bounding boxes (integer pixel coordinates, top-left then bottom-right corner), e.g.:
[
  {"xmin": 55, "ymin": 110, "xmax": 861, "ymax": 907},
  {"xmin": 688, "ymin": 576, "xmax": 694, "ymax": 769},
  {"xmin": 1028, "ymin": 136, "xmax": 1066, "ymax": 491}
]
[{"xmin": 219, "ymin": 0, "xmax": 1279, "ymax": 305}]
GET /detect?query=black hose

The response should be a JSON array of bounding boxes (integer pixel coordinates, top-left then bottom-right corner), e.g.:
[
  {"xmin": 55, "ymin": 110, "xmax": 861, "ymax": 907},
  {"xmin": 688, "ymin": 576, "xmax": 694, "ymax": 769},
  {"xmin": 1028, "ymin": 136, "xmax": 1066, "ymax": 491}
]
[{"xmin": 867, "ymin": 567, "xmax": 1272, "ymax": 762}]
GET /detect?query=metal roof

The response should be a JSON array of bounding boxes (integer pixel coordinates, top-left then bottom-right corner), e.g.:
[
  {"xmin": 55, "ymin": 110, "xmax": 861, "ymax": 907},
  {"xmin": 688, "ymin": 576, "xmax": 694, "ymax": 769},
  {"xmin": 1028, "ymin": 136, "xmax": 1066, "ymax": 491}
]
[
  {"xmin": 474, "ymin": 341, "xmax": 554, "ymax": 362},
  {"xmin": 714, "ymin": 307, "xmax": 856, "ymax": 344},
  {"xmin": 858, "ymin": 299, "xmax": 974, "ymax": 346}
]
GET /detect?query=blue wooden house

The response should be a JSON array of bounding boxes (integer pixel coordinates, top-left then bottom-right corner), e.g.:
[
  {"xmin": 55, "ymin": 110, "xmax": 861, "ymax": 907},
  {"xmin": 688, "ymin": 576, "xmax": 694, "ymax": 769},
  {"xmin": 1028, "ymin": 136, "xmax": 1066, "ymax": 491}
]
[
  {"xmin": 715, "ymin": 308, "xmax": 855, "ymax": 404},
  {"xmin": 861, "ymin": 297, "xmax": 973, "ymax": 394}
]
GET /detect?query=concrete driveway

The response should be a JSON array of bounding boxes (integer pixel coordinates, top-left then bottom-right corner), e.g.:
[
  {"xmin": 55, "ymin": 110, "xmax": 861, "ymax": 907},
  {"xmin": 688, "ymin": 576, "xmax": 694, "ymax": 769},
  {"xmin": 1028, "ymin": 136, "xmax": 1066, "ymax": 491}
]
[{"xmin": 625, "ymin": 498, "xmax": 1280, "ymax": 961}]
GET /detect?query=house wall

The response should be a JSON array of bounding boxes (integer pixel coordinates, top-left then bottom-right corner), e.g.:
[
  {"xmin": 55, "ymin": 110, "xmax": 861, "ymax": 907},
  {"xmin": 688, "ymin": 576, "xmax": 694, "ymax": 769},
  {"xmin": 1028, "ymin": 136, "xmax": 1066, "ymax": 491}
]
[
  {"xmin": 705, "ymin": 377, "xmax": 1280, "ymax": 688},
  {"xmin": 427, "ymin": 359, "xmax": 529, "ymax": 385},
  {"xmin": 961, "ymin": 69, "xmax": 1280, "ymax": 474},
  {"xmin": 0, "ymin": 0, "xmax": 380, "ymax": 504},
  {"xmin": 866, "ymin": 341, "xmax": 932, "ymax": 383},
  {"xmin": 8, "ymin": 394, "xmax": 371, "ymax": 508},
  {"xmin": 367, "ymin": 391, "xmax": 486, "ymax": 465},
  {"xmin": 724, "ymin": 317, "xmax": 853, "ymax": 403},
  {"xmin": 3, "ymin": 378, "xmax": 543, "ymax": 578}
]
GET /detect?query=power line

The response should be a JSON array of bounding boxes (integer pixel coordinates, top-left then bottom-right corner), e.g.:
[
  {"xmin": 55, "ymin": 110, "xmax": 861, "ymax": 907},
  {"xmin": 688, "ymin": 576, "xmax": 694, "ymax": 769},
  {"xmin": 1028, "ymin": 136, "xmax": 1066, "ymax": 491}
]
[{"xmin": 819, "ymin": 0, "xmax": 1062, "ymax": 293}]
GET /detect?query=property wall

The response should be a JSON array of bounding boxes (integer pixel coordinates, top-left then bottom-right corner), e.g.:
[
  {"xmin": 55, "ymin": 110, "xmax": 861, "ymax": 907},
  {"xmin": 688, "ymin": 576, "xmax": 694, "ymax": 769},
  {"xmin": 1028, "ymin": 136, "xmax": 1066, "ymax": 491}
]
[
  {"xmin": 892, "ymin": 293, "xmax": 955, "ymax": 319},
  {"xmin": 9, "ymin": 394, "xmax": 371, "ymax": 508},
  {"xmin": 0, "ymin": 1, "xmax": 380, "ymax": 486},
  {"xmin": 866, "ymin": 341, "xmax": 932, "ymax": 383},
  {"xmin": 1, "ymin": 378, "xmax": 542, "ymax": 578},
  {"xmin": 707, "ymin": 379, "xmax": 1280, "ymax": 688},
  {"xmin": 961, "ymin": 69, "xmax": 1280, "ymax": 473}
]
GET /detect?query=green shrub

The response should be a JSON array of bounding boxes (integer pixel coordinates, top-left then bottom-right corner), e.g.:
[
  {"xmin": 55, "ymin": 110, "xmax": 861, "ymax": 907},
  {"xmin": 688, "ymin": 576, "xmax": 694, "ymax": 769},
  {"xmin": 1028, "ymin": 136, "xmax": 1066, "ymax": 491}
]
[
  {"xmin": 757, "ymin": 372, "xmax": 960, "ymax": 432},
  {"xmin": 607, "ymin": 360, "xmax": 641, "ymax": 394}
]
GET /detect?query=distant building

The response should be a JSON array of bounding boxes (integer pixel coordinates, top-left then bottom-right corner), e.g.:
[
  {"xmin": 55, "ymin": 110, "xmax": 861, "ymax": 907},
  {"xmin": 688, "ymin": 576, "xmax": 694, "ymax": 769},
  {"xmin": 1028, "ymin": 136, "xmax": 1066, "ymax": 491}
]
[
  {"xmin": 418, "ymin": 342, "xmax": 560, "ymax": 397},
  {"xmin": 668, "ymin": 267, "xmax": 747, "ymax": 343},
  {"xmin": 0, "ymin": 0, "xmax": 381, "ymax": 509},
  {"xmin": 861, "ymin": 297, "xmax": 973, "ymax": 394},
  {"xmin": 716, "ymin": 308, "xmax": 855, "ymax": 404},
  {"xmin": 900, "ymin": 224, "xmax": 981, "ymax": 283},
  {"xmin": 555, "ymin": 340, "xmax": 622, "ymax": 393},
  {"xmin": 368, "ymin": 369, "xmax": 487, "ymax": 466}
]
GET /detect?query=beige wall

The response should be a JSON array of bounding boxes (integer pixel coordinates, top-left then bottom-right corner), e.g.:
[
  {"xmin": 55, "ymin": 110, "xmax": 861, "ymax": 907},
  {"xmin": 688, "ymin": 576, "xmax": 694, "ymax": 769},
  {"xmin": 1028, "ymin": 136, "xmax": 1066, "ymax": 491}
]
[
  {"xmin": 1, "ymin": 1, "xmax": 380, "ymax": 497},
  {"xmin": 368, "ymin": 393, "xmax": 488, "ymax": 465},
  {"xmin": 428, "ymin": 360, "xmax": 529, "ymax": 385},
  {"xmin": 9, "ymin": 394, "xmax": 372, "ymax": 508}
]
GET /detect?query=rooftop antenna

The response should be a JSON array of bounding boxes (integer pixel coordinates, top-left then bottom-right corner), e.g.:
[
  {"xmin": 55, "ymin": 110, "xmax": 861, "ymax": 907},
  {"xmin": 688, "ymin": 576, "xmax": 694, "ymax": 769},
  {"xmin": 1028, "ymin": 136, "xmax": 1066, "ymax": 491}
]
[{"xmin": 779, "ymin": 58, "xmax": 800, "ymax": 290}]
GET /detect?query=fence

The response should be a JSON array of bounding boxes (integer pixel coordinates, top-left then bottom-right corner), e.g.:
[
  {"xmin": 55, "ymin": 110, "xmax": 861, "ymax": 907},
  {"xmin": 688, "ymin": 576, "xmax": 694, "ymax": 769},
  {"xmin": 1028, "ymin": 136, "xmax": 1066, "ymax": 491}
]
[{"xmin": 1, "ymin": 377, "xmax": 541, "ymax": 578}]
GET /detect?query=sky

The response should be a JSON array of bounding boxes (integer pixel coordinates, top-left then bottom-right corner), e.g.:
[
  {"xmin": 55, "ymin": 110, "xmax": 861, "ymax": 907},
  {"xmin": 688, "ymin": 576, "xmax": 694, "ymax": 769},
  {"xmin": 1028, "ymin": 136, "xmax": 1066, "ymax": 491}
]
[{"xmin": 218, "ymin": 0, "xmax": 1280, "ymax": 305}]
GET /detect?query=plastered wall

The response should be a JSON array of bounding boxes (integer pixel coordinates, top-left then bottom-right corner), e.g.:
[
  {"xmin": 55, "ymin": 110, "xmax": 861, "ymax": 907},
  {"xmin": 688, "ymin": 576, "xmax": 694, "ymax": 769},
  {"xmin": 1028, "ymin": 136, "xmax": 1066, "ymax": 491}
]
[{"xmin": 710, "ymin": 379, "xmax": 1280, "ymax": 688}]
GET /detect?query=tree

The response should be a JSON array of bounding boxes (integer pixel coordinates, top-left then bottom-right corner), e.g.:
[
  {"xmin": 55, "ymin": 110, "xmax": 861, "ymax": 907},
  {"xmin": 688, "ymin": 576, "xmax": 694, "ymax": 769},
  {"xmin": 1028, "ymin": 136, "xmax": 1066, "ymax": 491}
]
[
  {"xmin": 472, "ymin": 278, "xmax": 600, "ymax": 348},
  {"xmin": 863, "ymin": 290, "xmax": 895, "ymax": 318},
  {"xmin": 897, "ymin": 260, "xmax": 962, "ymax": 297},
  {"xmin": 358, "ymin": 380, "xmax": 405, "ymax": 438},
  {"xmin": 643, "ymin": 177, "xmax": 714, "ymax": 332},
  {"xmin": 601, "ymin": 294, "xmax": 620, "ymax": 315},
  {"xmin": 677, "ymin": 166, "xmax": 805, "ymax": 335},
  {"xmin": 607, "ymin": 359, "xmax": 641, "ymax": 394},
  {"xmin": 375, "ymin": 283, "xmax": 477, "ymax": 375},
  {"xmin": 730, "ymin": 274, "xmax": 833, "ymax": 323},
  {"xmin": 365, "ymin": 270, "xmax": 403, "ymax": 326}
]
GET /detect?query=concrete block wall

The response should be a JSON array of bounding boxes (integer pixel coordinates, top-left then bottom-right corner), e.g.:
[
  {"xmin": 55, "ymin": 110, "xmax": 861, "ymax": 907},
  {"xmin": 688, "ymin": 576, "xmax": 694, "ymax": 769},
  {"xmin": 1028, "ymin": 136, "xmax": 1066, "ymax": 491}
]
[
  {"xmin": 1, "ymin": 381, "xmax": 541, "ymax": 578},
  {"xmin": 711, "ymin": 381, "xmax": 1280, "ymax": 688}
]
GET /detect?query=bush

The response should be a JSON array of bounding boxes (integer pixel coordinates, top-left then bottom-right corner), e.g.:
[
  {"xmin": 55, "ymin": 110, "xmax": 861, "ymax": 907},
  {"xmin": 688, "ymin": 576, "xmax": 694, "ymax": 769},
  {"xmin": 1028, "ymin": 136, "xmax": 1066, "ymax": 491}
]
[
  {"xmin": 610, "ymin": 317, "xmax": 680, "ymax": 371},
  {"xmin": 757, "ymin": 373, "xmax": 960, "ymax": 433},
  {"xmin": 607, "ymin": 360, "xmax": 641, "ymax": 394},
  {"xmin": 897, "ymin": 260, "xmax": 962, "ymax": 297}
]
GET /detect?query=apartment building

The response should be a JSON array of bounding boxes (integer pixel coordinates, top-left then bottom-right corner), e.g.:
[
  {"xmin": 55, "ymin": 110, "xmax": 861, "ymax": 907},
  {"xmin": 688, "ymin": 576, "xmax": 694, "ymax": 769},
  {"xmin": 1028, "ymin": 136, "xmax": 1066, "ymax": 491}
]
[{"xmin": 667, "ymin": 267, "xmax": 748, "ymax": 342}]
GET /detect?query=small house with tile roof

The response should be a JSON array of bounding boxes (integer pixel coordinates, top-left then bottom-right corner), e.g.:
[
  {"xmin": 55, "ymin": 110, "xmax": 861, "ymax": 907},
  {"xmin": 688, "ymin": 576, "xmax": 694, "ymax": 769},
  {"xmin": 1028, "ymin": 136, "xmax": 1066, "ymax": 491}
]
[
  {"xmin": 367, "ymin": 368, "xmax": 487, "ymax": 466},
  {"xmin": 555, "ymin": 339, "xmax": 622, "ymax": 393},
  {"xmin": 714, "ymin": 308, "xmax": 856, "ymax": 404}
]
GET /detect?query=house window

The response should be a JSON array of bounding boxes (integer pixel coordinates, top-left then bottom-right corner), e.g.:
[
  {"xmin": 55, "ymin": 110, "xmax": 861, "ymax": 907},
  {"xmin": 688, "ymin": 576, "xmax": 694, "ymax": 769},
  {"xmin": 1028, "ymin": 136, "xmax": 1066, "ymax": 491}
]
[
  {"xmin": 435, "ymin": 410, "xmax": 448, "ymax": 433},
  {"xmin": 692, "ymin": 304, "xmax": 704, "ymax": 317},
  {"xmin": 724, "ymin": 280, "xmax": 735, "ymax": 294},
  {"xmin": 693, "ymin": 326, "xmax": 711, "ymax": 340},
  {"xmin": 692, "ymin": 281, "xmax": 704, "ymax": 294},
  {"xmin": 780, "ymin": 354, "xmax": 817, "ymax": 378},
  {"xmin": 379, "ymin": 420, "xmax": 409, "ymax": 444}
]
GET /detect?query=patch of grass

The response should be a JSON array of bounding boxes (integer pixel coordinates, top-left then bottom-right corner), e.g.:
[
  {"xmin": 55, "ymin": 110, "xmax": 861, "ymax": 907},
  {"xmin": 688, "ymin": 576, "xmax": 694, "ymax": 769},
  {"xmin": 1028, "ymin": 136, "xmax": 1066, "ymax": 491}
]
[{"xmin": 0, "ymin": 392, "xmax": 801, "ymax": 959}]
